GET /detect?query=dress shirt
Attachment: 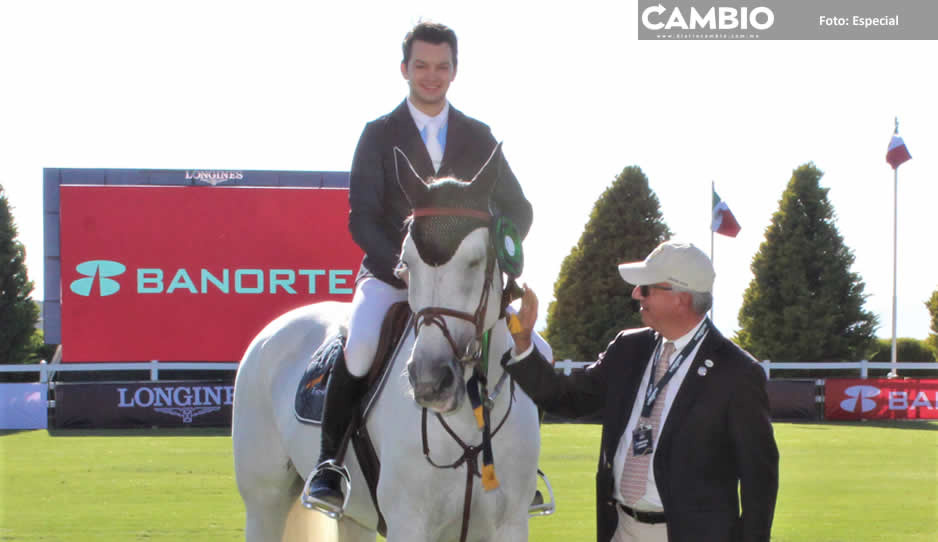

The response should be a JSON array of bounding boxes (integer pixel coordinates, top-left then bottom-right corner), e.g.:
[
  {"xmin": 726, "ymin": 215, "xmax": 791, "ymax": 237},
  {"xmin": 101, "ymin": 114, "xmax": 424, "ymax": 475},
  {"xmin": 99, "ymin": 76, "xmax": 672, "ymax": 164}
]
[
  {"xmin": 406, "ymin": 97, "xmax": 449, "ymax": 165},
  {"xmin": 612, "ymin": 317, "xmax": 709, "ymax": 512}
]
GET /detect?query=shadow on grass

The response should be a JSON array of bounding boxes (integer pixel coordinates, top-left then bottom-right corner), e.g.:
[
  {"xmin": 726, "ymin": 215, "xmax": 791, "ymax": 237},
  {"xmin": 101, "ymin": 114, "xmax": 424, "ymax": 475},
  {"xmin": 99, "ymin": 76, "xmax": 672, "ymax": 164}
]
[
  {"xmin": 778, "ymin": 420, "xmax": 938, "ymax": 431},
  {"xmin": 46, "ymin": 427, "xmax": 231, "ymax": 437}
]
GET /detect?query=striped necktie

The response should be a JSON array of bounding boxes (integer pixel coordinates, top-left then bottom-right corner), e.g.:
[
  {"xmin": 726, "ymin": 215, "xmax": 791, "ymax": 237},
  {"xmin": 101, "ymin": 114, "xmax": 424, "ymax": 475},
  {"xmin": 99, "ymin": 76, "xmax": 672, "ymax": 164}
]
[{"xmin": 620, "ymin": 341, "xmax": 675, "ymax": 506}]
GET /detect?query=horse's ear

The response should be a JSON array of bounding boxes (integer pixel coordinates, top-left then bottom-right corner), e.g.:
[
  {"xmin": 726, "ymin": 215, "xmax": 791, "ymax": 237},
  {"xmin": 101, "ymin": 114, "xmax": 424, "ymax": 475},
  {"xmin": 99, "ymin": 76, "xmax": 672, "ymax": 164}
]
[
  {"xmin": 468, "ymin": 141, "xmax": 503, "ymax": 198},
  {"xmin": 394, "ymin": 146, "xmax": 428, "ymax": 207}
]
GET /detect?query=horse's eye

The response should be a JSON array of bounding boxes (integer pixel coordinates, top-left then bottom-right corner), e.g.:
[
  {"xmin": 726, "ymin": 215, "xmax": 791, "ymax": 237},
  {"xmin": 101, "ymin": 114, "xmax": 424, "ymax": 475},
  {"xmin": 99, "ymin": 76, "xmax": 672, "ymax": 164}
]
[{"xmin": 468, "ymin": 258, "xmax": 483, "ymax": 269}]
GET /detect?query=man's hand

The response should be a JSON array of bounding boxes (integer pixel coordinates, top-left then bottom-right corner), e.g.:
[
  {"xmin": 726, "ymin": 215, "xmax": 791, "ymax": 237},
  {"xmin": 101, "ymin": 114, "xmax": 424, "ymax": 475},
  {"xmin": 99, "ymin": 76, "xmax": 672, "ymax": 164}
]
[{"xmin": 510, "ymin": 284, "xmax": 538, "ymax": 355}]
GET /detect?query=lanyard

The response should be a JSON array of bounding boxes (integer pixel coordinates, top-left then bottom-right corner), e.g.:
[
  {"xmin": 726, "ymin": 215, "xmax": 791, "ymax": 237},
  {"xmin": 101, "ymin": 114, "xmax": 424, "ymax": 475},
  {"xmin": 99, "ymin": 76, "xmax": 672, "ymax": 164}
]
[{"xmin": 640, "ymin": 319, "xmax": 711, "ymax": 418}]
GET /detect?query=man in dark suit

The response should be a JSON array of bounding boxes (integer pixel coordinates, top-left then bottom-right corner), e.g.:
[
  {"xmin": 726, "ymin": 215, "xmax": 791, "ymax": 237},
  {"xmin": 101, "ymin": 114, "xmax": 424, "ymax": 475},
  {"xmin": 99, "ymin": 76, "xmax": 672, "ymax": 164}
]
[
  {"xmin": 506, "ymin": 240, "xmax": 778, "ymax": 542},
  {"xmin": 304, "ymin": 21, "xmax": 533, "ymax": 512}
]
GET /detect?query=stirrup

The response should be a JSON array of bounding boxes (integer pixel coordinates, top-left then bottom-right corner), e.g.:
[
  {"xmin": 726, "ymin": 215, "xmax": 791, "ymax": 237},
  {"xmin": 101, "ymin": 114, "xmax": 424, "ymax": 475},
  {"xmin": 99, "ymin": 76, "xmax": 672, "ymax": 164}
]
[
  {"xmin": 529, "ymin": 468, "xmax": 556, "ymax": 517},
  {"xmin": 301, "ymin": 459, "xmax": 352, "ymax": 520}
]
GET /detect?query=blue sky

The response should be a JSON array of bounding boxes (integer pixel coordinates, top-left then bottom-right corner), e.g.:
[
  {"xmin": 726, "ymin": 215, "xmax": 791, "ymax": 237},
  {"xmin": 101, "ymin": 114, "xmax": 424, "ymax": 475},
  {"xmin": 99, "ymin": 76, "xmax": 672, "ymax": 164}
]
[{"xmin": 2, "ymin": 1, "xmax": 936, "ymax": 351}]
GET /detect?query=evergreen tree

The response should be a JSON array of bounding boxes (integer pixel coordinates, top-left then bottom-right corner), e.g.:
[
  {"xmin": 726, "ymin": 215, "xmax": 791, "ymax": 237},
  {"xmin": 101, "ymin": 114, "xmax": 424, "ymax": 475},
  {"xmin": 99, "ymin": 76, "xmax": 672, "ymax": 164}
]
[
  {"xmin": 544, "ymin": 166, "xmax": 671, "ymax": 361},
  {"xmin": 926, "ymin": 289, "xmax": 938, "ymax": 354},
  {"xmin": 736, "ymin": 164, "xmax": 877, "ymax": 362},
  {"xmin": 0, "ymin": 185, "xmax": 39, "ymax": 364}
]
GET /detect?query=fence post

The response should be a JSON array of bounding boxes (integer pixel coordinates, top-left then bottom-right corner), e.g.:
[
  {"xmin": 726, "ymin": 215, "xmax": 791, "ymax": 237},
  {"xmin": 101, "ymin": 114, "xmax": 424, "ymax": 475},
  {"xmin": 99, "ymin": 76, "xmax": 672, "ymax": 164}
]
[
  {"xmin": 761, "ymin": 360, "xmax": 771, "ymax": 379},
  {"xmin": 860, "ymin": 359, "xmax": 868, "ymax": 379},
  {"xmin": 560, "ymin": 359, "xmax": 572, "ymax": 376}
]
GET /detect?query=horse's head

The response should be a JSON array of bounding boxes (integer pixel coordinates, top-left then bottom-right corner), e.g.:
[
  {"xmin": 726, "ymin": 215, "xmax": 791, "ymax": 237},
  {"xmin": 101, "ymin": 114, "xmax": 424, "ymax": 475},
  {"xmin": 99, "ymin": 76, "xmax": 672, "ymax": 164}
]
[{"xmin": 394, "ymin": 144, "xmax": 506, "ymax": 413}]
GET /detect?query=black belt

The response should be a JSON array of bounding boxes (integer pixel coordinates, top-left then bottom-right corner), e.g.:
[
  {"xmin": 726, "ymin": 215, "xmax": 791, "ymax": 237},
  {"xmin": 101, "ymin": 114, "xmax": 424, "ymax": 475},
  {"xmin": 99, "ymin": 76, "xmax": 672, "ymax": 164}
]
[{"xmin": 619, "ymin": 503, "xmax": 667, "ymax": 524}]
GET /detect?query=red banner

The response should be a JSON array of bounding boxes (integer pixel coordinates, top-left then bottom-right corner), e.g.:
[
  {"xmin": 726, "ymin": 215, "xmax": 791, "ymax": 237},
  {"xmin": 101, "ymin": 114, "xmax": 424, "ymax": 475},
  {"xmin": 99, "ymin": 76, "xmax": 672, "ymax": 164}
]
[
  {"xmin": 825, "ymin": 379, "xmax": 938, "ymax": 420},
  {"xmin": 59, "ymin": 186, "xmax": 362, "ymax": 362}
]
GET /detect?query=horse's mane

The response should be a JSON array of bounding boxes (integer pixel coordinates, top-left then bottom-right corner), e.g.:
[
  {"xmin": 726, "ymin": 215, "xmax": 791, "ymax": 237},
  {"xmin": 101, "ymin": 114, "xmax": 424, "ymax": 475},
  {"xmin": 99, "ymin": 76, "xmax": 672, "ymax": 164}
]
[{"xmin": 405, "ymin": 177, "xmax": 491, "ymax": 266}]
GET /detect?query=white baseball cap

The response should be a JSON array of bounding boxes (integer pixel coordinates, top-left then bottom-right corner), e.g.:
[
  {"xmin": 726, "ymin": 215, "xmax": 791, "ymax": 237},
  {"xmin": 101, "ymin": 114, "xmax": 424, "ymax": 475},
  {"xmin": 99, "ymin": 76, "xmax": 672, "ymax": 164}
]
[{"xmin": 617, "ymin": 240, "xmax": 715, "ymax": 293}]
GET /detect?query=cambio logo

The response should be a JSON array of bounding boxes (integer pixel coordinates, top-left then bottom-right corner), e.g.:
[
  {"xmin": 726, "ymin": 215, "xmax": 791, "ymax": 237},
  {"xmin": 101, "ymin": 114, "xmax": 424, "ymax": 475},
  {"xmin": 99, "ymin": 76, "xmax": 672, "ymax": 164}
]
[
  {"xmin": 642, "ymin": 3, "xmax": 775, "ymax": 31},
  {"xmin": 841, "ymin": 385, "xmax": 880, "ymax": 413},
  {"xmin": 70, "ymin": 260, "xmax": 127, "ymax": 297}
]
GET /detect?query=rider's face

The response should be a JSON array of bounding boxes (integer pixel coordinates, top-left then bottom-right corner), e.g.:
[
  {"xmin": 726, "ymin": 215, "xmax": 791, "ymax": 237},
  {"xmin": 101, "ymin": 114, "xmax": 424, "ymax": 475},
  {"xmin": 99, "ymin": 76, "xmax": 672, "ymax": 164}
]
[{"xmin": 401, "ymin": 40, "xmax": 456, "ymax": 116}]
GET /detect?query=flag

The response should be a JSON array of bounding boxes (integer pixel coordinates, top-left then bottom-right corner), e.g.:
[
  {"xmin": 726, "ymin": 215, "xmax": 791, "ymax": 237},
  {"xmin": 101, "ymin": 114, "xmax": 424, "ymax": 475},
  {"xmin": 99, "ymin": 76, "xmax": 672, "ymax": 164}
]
[
  {"xmin": 711, "ymin": 189, "xmax": 741, "ymax": 238},
  {"xmin": 886, "ymin": 134, "xmax": 911, "ymax": 169}
]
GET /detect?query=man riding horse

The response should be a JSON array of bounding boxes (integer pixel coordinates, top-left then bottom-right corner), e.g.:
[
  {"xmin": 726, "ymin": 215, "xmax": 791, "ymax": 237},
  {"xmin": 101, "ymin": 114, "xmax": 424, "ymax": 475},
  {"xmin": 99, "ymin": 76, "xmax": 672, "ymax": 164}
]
[{"xmin": 304, "ymin": 20, "xmax": 534, "ymax": 510}]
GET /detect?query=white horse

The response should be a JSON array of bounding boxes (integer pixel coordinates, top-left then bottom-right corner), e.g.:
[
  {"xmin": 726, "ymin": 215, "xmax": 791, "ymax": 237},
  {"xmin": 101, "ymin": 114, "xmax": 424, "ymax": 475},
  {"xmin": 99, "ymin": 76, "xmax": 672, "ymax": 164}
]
[{"xmin": 232, "ymin": 146, "xmax": 543, "ymax": 542}]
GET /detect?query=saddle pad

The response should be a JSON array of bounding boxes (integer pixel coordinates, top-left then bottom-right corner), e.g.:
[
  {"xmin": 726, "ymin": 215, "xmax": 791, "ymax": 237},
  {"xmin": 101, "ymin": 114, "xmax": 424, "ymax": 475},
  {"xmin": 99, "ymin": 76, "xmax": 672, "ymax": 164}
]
[
  {"xmin": 293, "ymin": 302, "xmax": 413, "ymax": 426},
  {"xmin": 293, "ymin": 334, "xmax": 345, "ymax": 424}
]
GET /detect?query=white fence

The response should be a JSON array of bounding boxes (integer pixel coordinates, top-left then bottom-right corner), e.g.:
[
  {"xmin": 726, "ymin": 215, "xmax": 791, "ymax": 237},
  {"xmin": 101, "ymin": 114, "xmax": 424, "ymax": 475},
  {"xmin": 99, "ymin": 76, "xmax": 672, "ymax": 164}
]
[
  {"xmin": 553, "ymin": 359, "xmax": 938, "ymax": 379},
  {"xmin": 2, "ymin": 360, "xmax": 936, "ymax": 428}
]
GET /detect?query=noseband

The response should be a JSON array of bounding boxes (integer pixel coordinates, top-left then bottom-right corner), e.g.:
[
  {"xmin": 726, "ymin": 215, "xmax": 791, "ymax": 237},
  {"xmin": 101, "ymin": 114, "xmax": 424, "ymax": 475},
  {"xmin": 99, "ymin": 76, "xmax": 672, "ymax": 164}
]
[{"xmin": 410, "ymin": 207, "xmax": 497, "ymax": 366}]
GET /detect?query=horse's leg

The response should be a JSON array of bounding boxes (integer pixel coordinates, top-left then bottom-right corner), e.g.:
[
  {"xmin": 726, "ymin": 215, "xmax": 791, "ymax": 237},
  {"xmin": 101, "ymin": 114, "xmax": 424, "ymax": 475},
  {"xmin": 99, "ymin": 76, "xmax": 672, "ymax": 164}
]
[
  {"xmin": 383, "ymin": 522, "xmax": 429, "ymax": 542},
  {"xmin": 492, "ymin": 515, "xmax": 529, "ymax": 542},
  {"xmin": 234, "ymin": 355, "xmax": 302, "ymax": 541},
  {"xmin": 240, "ymin": 474, "xmax": 303, "ymax": 542},
  {"xmin": 381, "ymin": 491, "xmax": 457, "ymax": 542}
]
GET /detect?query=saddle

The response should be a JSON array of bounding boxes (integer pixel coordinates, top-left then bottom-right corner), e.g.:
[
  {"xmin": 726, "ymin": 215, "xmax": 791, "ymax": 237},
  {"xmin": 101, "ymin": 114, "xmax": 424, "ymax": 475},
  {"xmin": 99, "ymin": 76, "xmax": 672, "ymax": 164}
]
[{"xmin": 294, "ymin": 301, "xmax": 412, "ymax": 425}]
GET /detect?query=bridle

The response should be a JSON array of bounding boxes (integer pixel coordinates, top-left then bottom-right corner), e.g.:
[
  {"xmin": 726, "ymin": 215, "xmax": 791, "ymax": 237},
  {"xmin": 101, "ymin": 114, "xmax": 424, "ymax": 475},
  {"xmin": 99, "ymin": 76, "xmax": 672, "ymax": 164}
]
[
  {"xmin": 408, "ymin": 205, "xmax": 511, "ymax": 542},
  {"xmin": 410, "ymin": 207, "xmax": 498, "ymax": 367}
]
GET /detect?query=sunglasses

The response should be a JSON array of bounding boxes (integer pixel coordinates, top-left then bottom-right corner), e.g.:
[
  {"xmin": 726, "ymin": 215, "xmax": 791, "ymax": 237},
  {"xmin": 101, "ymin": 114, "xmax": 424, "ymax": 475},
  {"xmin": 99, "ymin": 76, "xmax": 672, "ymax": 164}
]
[{"xmin": 639, "ymin": 284, "xmax": 673, "ymax": 297}]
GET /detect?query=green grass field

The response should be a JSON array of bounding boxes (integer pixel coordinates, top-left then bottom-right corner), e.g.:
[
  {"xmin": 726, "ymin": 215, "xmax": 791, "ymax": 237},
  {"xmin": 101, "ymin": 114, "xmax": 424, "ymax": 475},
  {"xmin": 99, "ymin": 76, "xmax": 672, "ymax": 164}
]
[{"xmin": 1, "ymin": 422, "xmax": 936, "ymax": 541}]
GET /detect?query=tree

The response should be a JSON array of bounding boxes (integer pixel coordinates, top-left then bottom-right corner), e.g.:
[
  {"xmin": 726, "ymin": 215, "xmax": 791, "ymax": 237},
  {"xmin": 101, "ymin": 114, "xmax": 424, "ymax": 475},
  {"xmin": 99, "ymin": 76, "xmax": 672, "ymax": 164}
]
[
  {"xmin": 869, "ymin": 338, "xmax": 935, "ymax": 362},
  {"xmin": 0, "ymin": 184, "xmax": 39, "ymax": 364},
  {"xmin": 24, "ymin": 328, "xmax": 57, "ymax": 364},
  {"xmin": 869, "ymin": 337, "xmax": 938, "ymax": 378},
  {"xmin": 736, "ymin": 163, "xmax": 877, "ymax": 363},
  {"xmin": 926, "ymin": 289, "xmax": 938, "ymax": 354},
  {"xmin": 544, "ymin": 166, "xmax": 671, "ymax": 361}
]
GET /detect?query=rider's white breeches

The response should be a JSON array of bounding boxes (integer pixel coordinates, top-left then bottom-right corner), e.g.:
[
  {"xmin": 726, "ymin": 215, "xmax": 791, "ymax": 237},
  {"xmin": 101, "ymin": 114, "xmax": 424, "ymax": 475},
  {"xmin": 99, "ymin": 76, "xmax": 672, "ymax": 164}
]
[{"xmin": 345, "ymin": 276, "xmax": 408, "ymax": 377}]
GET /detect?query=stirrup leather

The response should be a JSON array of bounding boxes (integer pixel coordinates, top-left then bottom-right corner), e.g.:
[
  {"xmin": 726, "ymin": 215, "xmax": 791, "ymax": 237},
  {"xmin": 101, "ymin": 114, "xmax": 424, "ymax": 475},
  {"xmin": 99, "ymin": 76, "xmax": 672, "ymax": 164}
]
[
  {"xmin": 529, "ymin": 468, "xmax": 556, "ymax": 517},
  {"xmin": 301, "ymin": 459, "xmax": 352, "ymax": 519}
]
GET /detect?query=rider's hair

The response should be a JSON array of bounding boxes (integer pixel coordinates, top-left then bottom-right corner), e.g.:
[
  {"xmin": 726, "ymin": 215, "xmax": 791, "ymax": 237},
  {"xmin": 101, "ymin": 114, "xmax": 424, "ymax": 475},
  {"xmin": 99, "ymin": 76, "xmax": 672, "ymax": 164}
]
[{"xmin": 402, "ymin": 21, "xmax": 458, "ymax": 69}]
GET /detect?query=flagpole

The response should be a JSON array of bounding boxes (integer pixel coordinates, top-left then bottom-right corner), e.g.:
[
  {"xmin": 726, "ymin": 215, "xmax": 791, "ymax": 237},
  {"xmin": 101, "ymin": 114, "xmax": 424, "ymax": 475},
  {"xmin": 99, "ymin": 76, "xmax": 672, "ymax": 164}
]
[
  {"xmin": 889, "ymin": 118, "xmax": 899, "ymax": 378},
  {"xmin": 710, "ymin": 180, "xmax": 715, "ymax": 322}
]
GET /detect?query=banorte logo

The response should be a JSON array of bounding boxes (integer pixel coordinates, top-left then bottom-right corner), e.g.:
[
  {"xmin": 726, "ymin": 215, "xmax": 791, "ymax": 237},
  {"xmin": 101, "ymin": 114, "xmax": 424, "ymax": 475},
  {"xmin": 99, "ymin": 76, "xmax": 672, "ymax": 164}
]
[
  {"xmin": 70, "ymin": 260, "xmax": 127, "ymax": 297},
  {"xmin": 67, "ymin": 260, "xmax": 355, "ymax": 296},
  {"xmin": 841, "ymin": 385, "xmax": 881, "ymax": 413}
]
